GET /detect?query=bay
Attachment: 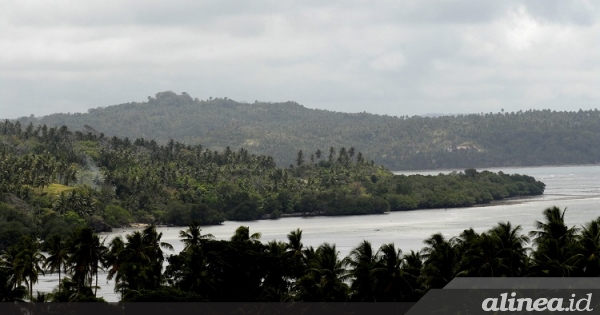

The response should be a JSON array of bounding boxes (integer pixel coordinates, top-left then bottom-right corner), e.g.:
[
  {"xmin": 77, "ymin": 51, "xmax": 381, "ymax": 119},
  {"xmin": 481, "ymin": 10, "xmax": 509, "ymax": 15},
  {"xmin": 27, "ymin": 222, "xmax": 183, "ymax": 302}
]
[{"xmin": 35, "ymin": 165, "xmax": 600, "ymax": 301}]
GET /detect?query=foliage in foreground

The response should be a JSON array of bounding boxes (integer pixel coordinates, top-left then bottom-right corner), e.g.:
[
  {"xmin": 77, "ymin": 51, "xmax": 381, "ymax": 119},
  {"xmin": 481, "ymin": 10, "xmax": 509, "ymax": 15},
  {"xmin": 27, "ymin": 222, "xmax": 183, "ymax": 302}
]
[{"xmin": 1, "ymin": 206, "xmax": 598, "ymax": 302}]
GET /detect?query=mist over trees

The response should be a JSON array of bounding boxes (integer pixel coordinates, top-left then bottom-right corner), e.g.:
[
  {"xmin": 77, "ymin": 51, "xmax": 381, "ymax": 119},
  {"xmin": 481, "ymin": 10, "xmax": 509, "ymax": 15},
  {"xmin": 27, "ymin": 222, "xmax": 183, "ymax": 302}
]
[
  {"xmin": 0, "ymin": 119, "xmax": 543, "ymax": 255},
  {"xmin": 16, "ymin": 91, "xmax": 600, "ymax": 170}
]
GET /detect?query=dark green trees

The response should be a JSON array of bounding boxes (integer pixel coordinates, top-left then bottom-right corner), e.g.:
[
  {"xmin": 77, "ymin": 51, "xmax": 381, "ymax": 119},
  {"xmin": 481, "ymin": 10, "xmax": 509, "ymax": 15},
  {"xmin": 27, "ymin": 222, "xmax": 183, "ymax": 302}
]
[
  {"xmin": 6, "ymin": 237, "xmax": 45, "ymax": 301},
  {"xmin": 110, "ymin": 226, "xmax": 173, "ymax": 297},
  {"xmin": 346, "ymin": 240, "xmax": 378, "ymax": 301},
  {"xmin": 42, "ymin": 234, "xmax": 68, "ymax": 292},
  {"xmin": 67, "ymin": 227, "xmax": 106, "ymax": 296},
  {"xmin": 576, "ymin": 218, "xmax": 600, "ymax": 276},
  {"xmin": 4, "ymin": 206, "xmax": 600, "ymax": 303},
  {"xmin": 529, "ymin": 206, "xmax": 580, "ymax": 276},
  {"xmin": 295, "ymin": 243, "xmax": 349, "ymax": 302}
]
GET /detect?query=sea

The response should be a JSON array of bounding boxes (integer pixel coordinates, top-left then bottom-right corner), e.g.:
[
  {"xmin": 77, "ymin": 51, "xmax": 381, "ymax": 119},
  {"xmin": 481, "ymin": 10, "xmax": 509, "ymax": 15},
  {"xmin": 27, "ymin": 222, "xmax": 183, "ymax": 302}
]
[{"xmin": 34, "ymin": 165, "xmax": 600, "ymax": 301}]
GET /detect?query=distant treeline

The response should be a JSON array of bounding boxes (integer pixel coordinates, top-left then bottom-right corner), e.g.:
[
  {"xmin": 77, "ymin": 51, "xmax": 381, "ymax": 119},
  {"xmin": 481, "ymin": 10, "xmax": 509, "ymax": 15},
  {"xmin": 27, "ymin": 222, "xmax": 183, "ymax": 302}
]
[
  {"xmin": 15, "ymin": 91, "xmax": 600, "ymax": 169},
  {"xmin": 1, "ymin": 206, "xmax": 598, "ymax": 303},
  {"xmin": 1, "ymin": 120, "xmax": 543, "ymax": 253}
]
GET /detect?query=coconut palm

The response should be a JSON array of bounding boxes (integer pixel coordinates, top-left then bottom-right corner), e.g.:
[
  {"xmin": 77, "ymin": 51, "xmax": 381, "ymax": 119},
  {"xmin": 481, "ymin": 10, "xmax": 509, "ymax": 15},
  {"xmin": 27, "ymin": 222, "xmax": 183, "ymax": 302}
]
[
  {"xmin": 142, "ymin": 225, "xmax": 173, "ymax": 287},
  {"xmin": 179, "ymin": 221, "xmax": 214, "ymax": 252},
  {"xmin": 0, "ymin": 249, "xmax": 27, "ymax": 302},
  {"xmin": 114, "ymin": 231, "xmax": 149, "ymax": 293},
  {"xmin": 295, "ymin": 243, "xmax": 349, "ymax": 302},
  {"xmin": 285, "ymin": 228, "xmax": 305, "ymax": 279},
  {"xmin": 400, "ymin": 250, "xmax": 425, "ymax": 301},
  {"xmin": 529, "ymin": 206, "xmax": 581, "ymax": 276},
  {"xmin": 262, "ymin": 240, "xmax": 292, "ymax": 301},
  {"xmin": 12, "ymin": 236, "xmax": 46, "ymax": 301},
  {"xmin": 346, "ymin": 240, "xmax": 378, "ymax": 301},
  {"xmin": 164, "ymin": 223, "xmax": 213, "ymax": 295},
  {"xmin": 369, "ymin": 243, "xmax": 410, "ymax": 301},
  {"xmin": 104, "ymin": 236, "xmax": 125, "ymax": 296},
  {"xmin": 66, "ymin": 227, "xmax": 106, "ymax": 296},
  {"xmin": 575, "ymin": 218, "xmax": 600, "ymax": 276},
  {"xmin": 115, "ymin": 226, "xmax": 173, "ymax": 294},
  {"xmin": 0, "ymin": 270, "xmax": 27, "ymax": 302},
  {"xmin": 43, "ymin": 234, "xmax": 69, "ymax": 293},
  {"xmin": 459, "ymin": 232, "xmax": 505, "ymax": 277},
  {"xmin": 231, "ymin": 226, "xmax": 261, "ymax": 242},
  {"xmin": 488, "ymin": 222, "xmax": 530, "ymax": 276},
  {"xmin": 421, "ymin": 233, "xmax": 460, "ymax": 289}
]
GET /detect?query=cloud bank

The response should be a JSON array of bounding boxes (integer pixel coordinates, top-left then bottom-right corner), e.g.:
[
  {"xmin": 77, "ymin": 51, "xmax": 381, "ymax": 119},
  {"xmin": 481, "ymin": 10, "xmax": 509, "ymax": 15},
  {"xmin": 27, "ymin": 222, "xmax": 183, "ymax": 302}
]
[{"xmin": 1, "ymin": 0, "xmax": 598, "ymax": 118}]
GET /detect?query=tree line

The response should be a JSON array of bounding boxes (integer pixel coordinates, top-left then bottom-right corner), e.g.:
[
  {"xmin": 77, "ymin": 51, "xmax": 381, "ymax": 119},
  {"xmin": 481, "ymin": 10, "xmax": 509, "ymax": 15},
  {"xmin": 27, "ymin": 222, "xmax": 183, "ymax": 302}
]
[
  {"xmin": 1, "ymin": 206, "xmax": 598, "ymax": 302},
  {"xmin": 16, "ymin": 91, "xmax": 600, "ymax": 169},
  {"xmin": 0, "ymin": 120, "xmax": 544, "ymax": 254}
]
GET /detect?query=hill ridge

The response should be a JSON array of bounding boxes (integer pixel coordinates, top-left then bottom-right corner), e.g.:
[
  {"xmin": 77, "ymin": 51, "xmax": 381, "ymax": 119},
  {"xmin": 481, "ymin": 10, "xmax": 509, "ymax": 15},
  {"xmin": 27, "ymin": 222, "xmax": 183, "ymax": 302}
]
[{"xmin": 15, "ymin": 91, "xmax": 600, "ymax": 170}]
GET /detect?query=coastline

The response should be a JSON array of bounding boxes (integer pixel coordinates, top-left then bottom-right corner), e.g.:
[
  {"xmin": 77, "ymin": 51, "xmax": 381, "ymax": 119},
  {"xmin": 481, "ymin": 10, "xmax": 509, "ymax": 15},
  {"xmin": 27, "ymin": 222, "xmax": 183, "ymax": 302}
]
[
  {"xmin": 392, "ymin": 163, "xmax": 600, "ymax": 175},
  {"xmin": 122, "ymin": 194, "xmax": 544, "ymax": 230}
]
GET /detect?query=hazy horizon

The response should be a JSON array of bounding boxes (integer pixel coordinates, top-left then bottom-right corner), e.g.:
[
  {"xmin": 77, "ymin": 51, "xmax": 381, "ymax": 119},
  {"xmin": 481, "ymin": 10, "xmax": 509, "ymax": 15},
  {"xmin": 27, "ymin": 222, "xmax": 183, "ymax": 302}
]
[{"xmin": 4, "ymin": 91, "xmax": 594, "ymax": 121}]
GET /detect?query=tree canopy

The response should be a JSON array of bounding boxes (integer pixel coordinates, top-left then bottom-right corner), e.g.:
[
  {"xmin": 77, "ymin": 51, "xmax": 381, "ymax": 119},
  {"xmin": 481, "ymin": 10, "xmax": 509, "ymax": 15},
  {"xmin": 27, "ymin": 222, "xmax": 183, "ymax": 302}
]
[{"xmin": 15, "ymin": 91, "xmax": 600, "ymax": 169}]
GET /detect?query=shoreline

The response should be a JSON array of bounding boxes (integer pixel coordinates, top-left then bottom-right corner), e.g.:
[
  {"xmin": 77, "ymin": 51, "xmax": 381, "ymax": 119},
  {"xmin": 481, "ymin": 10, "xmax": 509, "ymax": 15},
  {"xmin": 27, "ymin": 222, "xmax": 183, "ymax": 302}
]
[
  {"xmin": 118, "ymin": 194, "xmax": 544, "ymax": 230},
  {"xmin": 392, "ymin": 163, "xmax": 600, "ymax": 174}
]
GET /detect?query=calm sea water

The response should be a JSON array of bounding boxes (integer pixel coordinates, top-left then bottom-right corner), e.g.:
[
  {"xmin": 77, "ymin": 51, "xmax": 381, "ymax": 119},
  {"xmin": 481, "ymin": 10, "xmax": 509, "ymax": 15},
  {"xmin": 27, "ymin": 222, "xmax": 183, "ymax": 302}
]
[{"xmin": 35, "ymin": 165, "xmax": 600, "ymax": 301}]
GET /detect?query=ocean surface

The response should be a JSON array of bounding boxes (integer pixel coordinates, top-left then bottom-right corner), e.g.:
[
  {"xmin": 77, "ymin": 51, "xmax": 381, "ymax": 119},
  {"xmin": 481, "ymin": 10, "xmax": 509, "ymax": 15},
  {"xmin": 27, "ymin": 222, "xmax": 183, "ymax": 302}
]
[{"xmin": 35, "ymin": 165, "xmax": 600, "ymax": 301}]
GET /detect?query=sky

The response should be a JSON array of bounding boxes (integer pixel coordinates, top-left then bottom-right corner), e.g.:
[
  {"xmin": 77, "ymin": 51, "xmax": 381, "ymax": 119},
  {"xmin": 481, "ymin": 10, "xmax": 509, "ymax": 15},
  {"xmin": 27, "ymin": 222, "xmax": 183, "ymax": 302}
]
[{"xmin": 1, "ymin": 0, "xmax": 598, "ymax": 119}]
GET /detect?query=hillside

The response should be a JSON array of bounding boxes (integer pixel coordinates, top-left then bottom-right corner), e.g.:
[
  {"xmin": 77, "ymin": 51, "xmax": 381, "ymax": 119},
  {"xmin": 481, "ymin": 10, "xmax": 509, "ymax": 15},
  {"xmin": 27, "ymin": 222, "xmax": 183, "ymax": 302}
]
[
  {"xmin": 16, "ymin": 91, "xmax": 600, "ymax": 170},
  {"xmin": 0, "ymin": 120, "xmax": 549, "ymax": 303},
  {"xmin": 0, "ymin": 120, "xmax": 544, "ymax": 248}
]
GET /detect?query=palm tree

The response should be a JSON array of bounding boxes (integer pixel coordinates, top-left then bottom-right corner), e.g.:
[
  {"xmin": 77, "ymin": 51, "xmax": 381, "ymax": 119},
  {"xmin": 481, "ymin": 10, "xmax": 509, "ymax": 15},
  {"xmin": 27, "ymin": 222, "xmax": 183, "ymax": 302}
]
[
  {"xmin": 43, "ymin": 234, "xmax": 69, "ymax": 293},
  {"xmin": 575, "ymin": 218, "xmax": 600, "ymax": 276},
  {"xmin": 400, "ymin": 250, "xmax": 424, "ymax": 301},
  {"xmin": 489, "ymin": 222, "xmax": 530, "ymax": 276},
  {"xmin": 104, "ymin": 236, "xmax": 125, "ymax": 296},
  {"xmin": 369, "ymin": 243, "xmax": 412, "ymax": 302},
  {"xmin": 315, "ymin": 149, "xmax": 322, "ymax": 160},
  {"xmin": 179, "ymin": 221, "xmax": 214, "ymax": 252},
  {"xmin": 0, "ymin": 269, "xmax": 27, "ymax": 302},
  {"xmin": 295, "ymin": 243, "xmax": 349, "ymax": 302},
  {"xmin": 13, "ymin": 236, "xmax": 46, "ymax": 301},
  {"xmin": 114, "ymin": 226, "xmax": 173, "ymax": 294},
  {"xmin": 529, "ymin": 207, "xmax": 581, "ymax": 276},
  {"xmin": 114, "ymin": 231, "xmax": 149, "ymax": 293},
  {"xmin": 67, "ymin": 227, "xmax": 106, "ymax": 296},
  {"xmin": 231, "ymin": 226, "xmax": 261, "ymax": 242},
  {"xmin": 0, "ymin": 248, "xmax": 27, "ymax": 302},
  {"xmin": 162, "ymin": 222, "xmax": 214, "ymax": 295},
  {"xmin": 285, "ymin": 228, "xmax": 305, "ymax": 279},
  {"xmin": 421, "ymin": 233, "xmax": 460, "ymax": 289},
  {"xmin": 459, "ymin": 232, "xmax": 504, "ymax": 277},
  {"xmin": 141, "ymin": 225, "xmax": 173, "ymax": 289},
  {"xmin": 346, "ymin": 240, "xmax": 378, "ymax": 301},
  {"xmin": 263, "ymin": 240, "xmax": 292, "ymax": 301}
]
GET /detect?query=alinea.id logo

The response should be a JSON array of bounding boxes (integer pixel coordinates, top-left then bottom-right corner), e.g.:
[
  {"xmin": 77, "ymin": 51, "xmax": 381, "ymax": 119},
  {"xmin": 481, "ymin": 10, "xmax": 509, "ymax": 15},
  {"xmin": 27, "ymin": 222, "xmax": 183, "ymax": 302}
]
[{"xmin": 482, "ymin": 292, "xmax": 593, "ymax": 312}]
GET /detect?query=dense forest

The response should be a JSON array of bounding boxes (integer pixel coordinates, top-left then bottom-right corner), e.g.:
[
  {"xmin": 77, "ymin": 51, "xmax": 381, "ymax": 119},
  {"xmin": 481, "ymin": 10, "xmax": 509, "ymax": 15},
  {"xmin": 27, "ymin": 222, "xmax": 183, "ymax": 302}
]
[
  {"xmin": 0, "ymin": 119, "xmax": 544, "ymax": 253},
  {"xmin": 1, "ymin": 207, "xmax": 599, "ymax": 303},
  {"xmin": 0, "ymin": 120, "xmax": 549, "ymax": 303},
  {"xmin": 15, "ymin": 91, "xmax": 600, "ymax": 169},
  {"xmin": 0, "ymin": 120, "xmax": 544, "ymax": 249}
]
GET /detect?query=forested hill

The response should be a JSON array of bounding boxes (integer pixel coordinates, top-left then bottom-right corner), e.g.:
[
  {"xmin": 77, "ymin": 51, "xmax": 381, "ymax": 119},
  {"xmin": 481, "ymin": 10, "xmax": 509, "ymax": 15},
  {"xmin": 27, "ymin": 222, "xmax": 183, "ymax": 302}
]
[
  {"xmin": 0, "ymin": 120, "xmax": 545, "ymax": 248},
  {"xmin": 17, "ymin": 91, "xmax": 600, "ymax": 170}
]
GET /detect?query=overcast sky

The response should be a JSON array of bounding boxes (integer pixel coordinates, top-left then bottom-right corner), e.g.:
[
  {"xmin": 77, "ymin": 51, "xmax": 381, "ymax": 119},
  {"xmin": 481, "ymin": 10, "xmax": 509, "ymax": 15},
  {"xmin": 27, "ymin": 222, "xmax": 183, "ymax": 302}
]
[{"xmin": 1, "ymin": 0, "xmax": 598, "ymax": 118}]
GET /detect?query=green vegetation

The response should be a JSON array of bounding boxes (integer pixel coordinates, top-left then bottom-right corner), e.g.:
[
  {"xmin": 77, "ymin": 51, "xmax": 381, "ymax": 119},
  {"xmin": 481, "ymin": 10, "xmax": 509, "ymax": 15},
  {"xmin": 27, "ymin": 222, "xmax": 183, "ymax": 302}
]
[
  {"xmin": 1, "ymin": 207, "xmax": 598, "ymax": 302},
  {"xmin": 16, "ymin": 91, "xmax": 600, "ymax": 169},
  {"xmin": 0, "ymin": 120, "xmax": 544, "ymax": 254}
]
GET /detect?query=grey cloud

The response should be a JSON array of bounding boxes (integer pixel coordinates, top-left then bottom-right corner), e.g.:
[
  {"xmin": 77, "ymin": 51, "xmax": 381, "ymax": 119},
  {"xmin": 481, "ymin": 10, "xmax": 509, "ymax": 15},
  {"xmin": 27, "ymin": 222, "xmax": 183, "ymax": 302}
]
[
  {"xmin": 523, "ymin": 0, "xmax": 597, "ymax": 26},
  {"xmin": 1, "ymin": 0, "xmax": 599, "ymax": 119}
]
